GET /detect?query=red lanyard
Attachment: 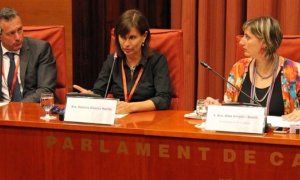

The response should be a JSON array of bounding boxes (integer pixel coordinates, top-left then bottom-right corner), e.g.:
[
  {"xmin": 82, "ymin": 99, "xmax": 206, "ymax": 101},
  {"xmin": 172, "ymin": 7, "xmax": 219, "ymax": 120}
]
[
  {"xmin": 121, "ymin": 60, "xmax": 144, "ymax": 102},
  {"xmin": 2, "ymin": 55, "xmax": 21, "ymax": 98}
]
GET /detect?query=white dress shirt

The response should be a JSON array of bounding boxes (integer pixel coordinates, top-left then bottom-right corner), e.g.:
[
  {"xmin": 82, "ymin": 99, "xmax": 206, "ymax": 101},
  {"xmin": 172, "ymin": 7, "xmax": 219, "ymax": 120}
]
[{"xmin": 1, "ymin": 44, "xmax": 23, "ymax": 101}]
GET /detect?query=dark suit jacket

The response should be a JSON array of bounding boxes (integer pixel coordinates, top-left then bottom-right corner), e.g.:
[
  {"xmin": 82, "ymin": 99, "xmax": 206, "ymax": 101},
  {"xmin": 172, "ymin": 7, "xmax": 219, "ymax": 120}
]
[{"xmin": 0, "ymin": 37, "xmax": 57, "ymax": 102}]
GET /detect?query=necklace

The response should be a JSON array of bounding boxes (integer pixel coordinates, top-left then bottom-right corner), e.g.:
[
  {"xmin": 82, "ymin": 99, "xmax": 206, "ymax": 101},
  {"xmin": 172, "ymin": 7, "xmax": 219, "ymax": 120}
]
[
  {"xmin": 253, "ymin": 84, "xmax": 272, "ymax": 102},
  {"xmin": 255, "ymin": 69, "xmax": 273, "ymax": 79},
  {"xmin": 253, "ymin": 59, "xmax": 274, "ymax": 102},
  {"xmin": 121, "ymin": 60, "xmax": 144, "ymax": 102},
  {"xmin": 250, "ymin": 56, "xmax": 279, "ymax": 114},
  {"xmin": 129, "ymin": 66, "xmax": 136, "ymax": 73},
  {"xmin": 126, "ymin": 59, "xmax": 138, "ymax": 73}
]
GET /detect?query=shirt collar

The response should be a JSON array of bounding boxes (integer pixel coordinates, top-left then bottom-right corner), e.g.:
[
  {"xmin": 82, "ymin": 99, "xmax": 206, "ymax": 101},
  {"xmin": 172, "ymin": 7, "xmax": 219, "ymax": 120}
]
[
  {"xmin": 123, "ymin": 55, "xmax": 147, "ymax": 68},
  {"xmin": 139, "ymin": 56, "xmax": 147, "ymax": 67},
  {"xmin": 1, "ymin": 43, "xmax": 20, "ymax": 56}
]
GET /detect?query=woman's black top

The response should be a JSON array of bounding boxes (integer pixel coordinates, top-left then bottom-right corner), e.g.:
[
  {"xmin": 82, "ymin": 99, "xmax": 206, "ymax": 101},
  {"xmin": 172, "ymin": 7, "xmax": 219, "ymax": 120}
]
[{"xmin": 238, "ymin": 67, "xmax": 284, "ymax": 116}]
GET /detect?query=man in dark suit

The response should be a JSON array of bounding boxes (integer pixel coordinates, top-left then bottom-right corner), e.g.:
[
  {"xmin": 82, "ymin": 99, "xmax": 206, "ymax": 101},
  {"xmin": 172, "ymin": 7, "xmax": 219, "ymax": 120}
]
[{"xmin": 0, "ymin": 7, "xmax": 56, "ymax": 102}]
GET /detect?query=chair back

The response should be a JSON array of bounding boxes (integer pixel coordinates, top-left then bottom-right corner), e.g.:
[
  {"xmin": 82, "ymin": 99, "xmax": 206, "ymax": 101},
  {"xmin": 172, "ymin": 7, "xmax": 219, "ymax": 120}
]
[
  {"xmin": 110, "ymin": 29, "xmax": 184, "ymax": 109},
  {"xmin": 236, "ymin": 35, "xmax": 300, "ymax": 62},
  {"xmin": 23, "ymin": 26, "xmax": 67, "ymax": 104}
]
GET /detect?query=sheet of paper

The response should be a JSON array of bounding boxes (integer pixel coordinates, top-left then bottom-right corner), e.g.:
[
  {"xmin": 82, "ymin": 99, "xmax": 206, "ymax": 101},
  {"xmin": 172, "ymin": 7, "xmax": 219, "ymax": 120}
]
[
  {"xmin": 184, "ymin": 111, "xmax": 202, "ymax": 119},
  {"xmin": 115, "ymin": 113, "xmax": 128, "ymax": 119},
  {"xmin": 0, "ymin": 101, "xmax": 9, "ymax": 107},
  {"xmin": 205, "ymin": 105, "xmax": 266, "ymax": 134},
  {"xmin": 266, "ymin": 116, "xmax": 300, "ymax": 127},
  {"xmin": 64, "ymin": 97, "xmax": 117, "ymax": 125}
]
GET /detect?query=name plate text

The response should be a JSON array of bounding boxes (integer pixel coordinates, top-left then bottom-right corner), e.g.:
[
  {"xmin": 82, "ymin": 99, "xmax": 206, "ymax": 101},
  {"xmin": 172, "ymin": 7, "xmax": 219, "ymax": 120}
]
[
  {"xmin": 205, "ymin": 105, "xmax": 266, "ymax": 134},
  {"xmin": 64, "ymin": 96, "xmax": 117, "ymax": 125}
]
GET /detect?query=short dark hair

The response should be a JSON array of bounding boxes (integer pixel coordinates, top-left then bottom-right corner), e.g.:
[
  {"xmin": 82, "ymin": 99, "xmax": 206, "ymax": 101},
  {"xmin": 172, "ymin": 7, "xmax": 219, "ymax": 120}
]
[
  {"xmin": 114, "ymin": 9, "xmax": 151, "ymax": 59},
  {"xmin": 0, "ymin": 7, "xmax": 19, "ymax": 34}
]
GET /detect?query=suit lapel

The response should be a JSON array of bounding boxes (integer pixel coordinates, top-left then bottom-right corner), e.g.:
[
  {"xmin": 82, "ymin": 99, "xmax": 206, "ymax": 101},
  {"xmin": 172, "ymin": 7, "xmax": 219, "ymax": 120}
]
[{"xmin": 20, "ymin": 38, "xmax": 30, "ymax": 87}]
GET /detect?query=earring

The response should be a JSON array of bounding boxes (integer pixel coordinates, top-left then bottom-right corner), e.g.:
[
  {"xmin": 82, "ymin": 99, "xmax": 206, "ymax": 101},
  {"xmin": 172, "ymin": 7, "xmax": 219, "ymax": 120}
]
[
  {"xmin": 141, "ymin": 42, "xmax": 145, "ymax": 46},
  {"xmin": 259, "ymin": 47, "xmax": 265, "ymax": 54}
]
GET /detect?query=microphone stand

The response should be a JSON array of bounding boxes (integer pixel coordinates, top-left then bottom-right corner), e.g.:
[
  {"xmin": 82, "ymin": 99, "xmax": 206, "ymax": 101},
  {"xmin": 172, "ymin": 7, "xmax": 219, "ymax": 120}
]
[
  {"xmin": 104, "ymin": 53, "xmax": 117, "ymax": 98},
  {"xmin": 200, "ymin": 61, "xmax": 262, "ymax": 107}
]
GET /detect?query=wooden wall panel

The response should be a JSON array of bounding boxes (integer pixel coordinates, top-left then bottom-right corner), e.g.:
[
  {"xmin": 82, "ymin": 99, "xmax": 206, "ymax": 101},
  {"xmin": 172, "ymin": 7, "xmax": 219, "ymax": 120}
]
[
  {"xmin": 1, "ymin": 103, "xmax": 300, "ymax": 179},
  {"xmin": 0, "ymin": 0, "xmax": 73, "ymax": 92}
]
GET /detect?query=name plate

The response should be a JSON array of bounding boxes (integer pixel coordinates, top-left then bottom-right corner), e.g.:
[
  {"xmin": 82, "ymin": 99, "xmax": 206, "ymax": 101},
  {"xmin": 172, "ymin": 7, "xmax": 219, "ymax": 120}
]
[
  {"xmin": 64, "ymin": 95, "xmax": 117, "ymax": 125},
  {"xmin": 205, "ymin": 105, "xmax": 266, "ymax": 134}
]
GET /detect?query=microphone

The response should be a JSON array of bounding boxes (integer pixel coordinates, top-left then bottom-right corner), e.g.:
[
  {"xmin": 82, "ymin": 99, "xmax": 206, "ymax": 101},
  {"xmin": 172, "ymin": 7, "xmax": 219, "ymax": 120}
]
[
  {"xmin": 104, "ymin": 52, "xmax": 118, "ymax": 98},
  {"xmin": 200, "ymin": 61, "xmax": 262, "ymax": 107}
]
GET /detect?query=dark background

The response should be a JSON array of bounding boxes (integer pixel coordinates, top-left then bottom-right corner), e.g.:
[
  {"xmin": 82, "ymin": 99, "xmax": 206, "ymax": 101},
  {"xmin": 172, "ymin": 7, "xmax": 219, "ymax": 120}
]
[{"xmin": 72, "ymin": 0, "xmax": 171, "ymax": 89}]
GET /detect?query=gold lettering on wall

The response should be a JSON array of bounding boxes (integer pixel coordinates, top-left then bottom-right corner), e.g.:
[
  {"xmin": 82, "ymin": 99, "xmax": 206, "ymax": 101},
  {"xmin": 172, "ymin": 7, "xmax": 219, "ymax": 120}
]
[
  {"xmin": 46, "ymin": 136, "xmax": 57, "ymax": 148},
  {"xmin": 136, "ymin": 143, "xmax": 150, "ymax": 156},
  {"xmin": 270, "ymin": 152, "xmax": 283, "ymax": 166},
  {"xmin": 244, "ymin": 150, "xmax": 256, "ymax": 164},
  {"xmin": 224, "ymin": 149, "xmax": 236, "ymax": 162},
  {"xmin": 117, "ymin": 141, "xmax": 128, "ymax": 154},
  {"xmin": 43, "ymin": 135, "xmax": 300, "ymax": 169},
  {"xmin": 159, "ymin": 144, "xmax": 170, "ymax": 158},
  {"xmin": 198, "ymin": 147, "xmax": 210, "ymax": 160},
  {"xmin": 81, "ymin": 138, "xmax": 92, "ymax": 151},
  {"xmin": 292, "ymin": 154, "xmax": 300, "ymax": 167},
  {"xmin": 99, "ymin": 140, "xmax": 109, "ymax": 153},
  {"xmin": 63, "ymin": 137, "xmax": 74, "ymax": 150},
  {"xmin": 177, "ymin": 146, "xmax": 190, "ymax": 159}
]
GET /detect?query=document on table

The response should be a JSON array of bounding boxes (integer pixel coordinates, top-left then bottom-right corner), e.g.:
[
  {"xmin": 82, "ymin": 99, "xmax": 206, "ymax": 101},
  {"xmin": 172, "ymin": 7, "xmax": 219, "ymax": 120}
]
[
  {"xmin": 267, "ymin": 116, "xmax": 300, "ymax": 127},
  {"xmin": 115, "ymin": 113, "xmax": 128, "ymax": 119},
  {"xmin": 0, "ymin": 101, "xmax": 9, "ymax": 107}
]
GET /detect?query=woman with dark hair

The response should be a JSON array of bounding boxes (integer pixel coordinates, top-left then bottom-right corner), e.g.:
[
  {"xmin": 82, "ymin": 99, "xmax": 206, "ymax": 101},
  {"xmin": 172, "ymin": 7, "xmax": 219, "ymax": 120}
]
[
  {"xmin": 206, "ymin": 16, "xmax": 300, "ymax": 120},
  {"xmin": 74, "ymin": 9, "xmax": 172, "ymax": 114}
]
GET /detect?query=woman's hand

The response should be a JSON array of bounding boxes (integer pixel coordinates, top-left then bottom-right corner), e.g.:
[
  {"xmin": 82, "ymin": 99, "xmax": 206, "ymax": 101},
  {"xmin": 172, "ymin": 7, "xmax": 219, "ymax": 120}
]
[
  {"xmin": 205, "ymin": 97, "xmax": 221, "ymax": 105},
  {"xmin": 116, "ymin": 100, "xmax": 155, "ymax": 114},
  {"xmin": 282, "ymin": 109, "xmax": 300, "ymax": 121},
  {"xmin": 73, "ymin": 85, "xmax": 93, "ymax": 94},
  {"xmin": 117, "ymin": 101, "xmax": 132, "ymax": 114}
]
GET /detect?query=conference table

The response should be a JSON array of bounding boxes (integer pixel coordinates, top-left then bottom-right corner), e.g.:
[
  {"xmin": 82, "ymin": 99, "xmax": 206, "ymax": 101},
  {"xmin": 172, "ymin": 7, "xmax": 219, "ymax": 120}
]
[{"xmin": 0, "ymin": 102, "xmax": 299, "ymax": 180}]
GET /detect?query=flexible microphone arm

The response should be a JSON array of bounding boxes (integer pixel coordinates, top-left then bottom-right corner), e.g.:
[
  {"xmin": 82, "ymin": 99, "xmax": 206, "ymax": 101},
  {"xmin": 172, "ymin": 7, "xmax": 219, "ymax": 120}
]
[
  {"xmin": 104, "ymin": 53, "xmax": 118, "ymax": 98},
  {"xmin": 200, "ymin": 61, "xmax": 262, "ymax": 107}
]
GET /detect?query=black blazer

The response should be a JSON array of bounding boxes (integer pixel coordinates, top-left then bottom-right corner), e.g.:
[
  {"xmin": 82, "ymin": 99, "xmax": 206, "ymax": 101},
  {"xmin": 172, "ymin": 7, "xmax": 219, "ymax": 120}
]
[{"xmin": 0, "ymin": 37, "xmax": 57, "ymax": 102}]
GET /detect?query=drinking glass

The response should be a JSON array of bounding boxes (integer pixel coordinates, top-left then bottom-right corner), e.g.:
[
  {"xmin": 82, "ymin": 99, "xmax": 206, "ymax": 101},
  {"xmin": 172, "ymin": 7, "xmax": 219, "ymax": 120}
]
[
  {"xmin": 40, "ymin": 92, "xmax": 56, "ymax": 120},
  {"xmin": 196, "ymin": 99, "xmax": 207, "ymax": 120}
]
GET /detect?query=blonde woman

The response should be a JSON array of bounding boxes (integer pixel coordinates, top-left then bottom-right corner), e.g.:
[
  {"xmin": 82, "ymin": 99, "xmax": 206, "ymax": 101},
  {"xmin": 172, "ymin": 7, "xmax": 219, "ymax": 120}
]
[{"xmin": 206, "ymin": 16, "xmax": 300, "ymax": 121}]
